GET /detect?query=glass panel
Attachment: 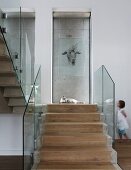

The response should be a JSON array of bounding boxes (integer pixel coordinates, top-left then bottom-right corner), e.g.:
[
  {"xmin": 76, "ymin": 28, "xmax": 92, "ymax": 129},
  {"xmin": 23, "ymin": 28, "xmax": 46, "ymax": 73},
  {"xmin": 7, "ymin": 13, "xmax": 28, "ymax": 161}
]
[
  {"xmin": 23, "ymin": 87, "xmax": 35, "ymax": 170},
  {"xmin": 103, "ymin": 66, "xmax": 115, "ymax": 139},
  {"xmin": 94, "ymin": 65, "xmax": 115, "ymax": 140},
  {"xmin": 23, "ymin": 66, "xmax": 41, "ymax": 170},
  {"xmin": 53, "ymin": 17, "xmax": 90, "ymax": 103},
  {"xmin": 94, "ymin": 66, "xmax": 103, "ymax": 112},
  {"xmin": 21, "ymin": 33, "xmax": 32, "ymax": 101},
  {"xmin": 0, "ymin": 7, "xmax": 35, "ymax": 102},
  {"xmin": 0, "ymin": 8, "xmax": 4, "ymax": 28},
  {"xmin": 0, "ymin": 4, "xmax": 21, "ymax": 73},
  {"xmin": 20, "ymin": 10, "xmax": 35, "ymax": 101},
  {"xmin": 3, "ymin": 9, "xmax": 21, "ymax": 80},
  {"xmin": 34, "ymin": 66, "xmax": 42, "ymax": 150}
]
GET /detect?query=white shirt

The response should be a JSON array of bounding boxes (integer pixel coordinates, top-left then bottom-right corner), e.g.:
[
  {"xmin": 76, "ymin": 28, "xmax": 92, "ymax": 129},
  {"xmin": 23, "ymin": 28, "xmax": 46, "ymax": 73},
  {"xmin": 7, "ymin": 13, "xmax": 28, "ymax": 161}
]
[{"xmin": 117, "ymin": 109, "xmax": 129, "ymax": 130}]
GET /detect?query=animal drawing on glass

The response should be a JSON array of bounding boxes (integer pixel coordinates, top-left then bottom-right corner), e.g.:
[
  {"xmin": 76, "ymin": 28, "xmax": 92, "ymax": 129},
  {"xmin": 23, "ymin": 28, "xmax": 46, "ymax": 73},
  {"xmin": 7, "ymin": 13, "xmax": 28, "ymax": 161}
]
[{"xmin": 62, "ymin": 44, "xmax": 81, "ymax": 65}]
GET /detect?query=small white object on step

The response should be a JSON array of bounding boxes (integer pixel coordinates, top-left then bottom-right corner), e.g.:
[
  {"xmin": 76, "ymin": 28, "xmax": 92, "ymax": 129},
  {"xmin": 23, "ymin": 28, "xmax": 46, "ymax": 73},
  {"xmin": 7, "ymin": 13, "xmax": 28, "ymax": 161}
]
[{"xmin": 59, "ymin": 96, "xmax": 85, "ymax": 104}]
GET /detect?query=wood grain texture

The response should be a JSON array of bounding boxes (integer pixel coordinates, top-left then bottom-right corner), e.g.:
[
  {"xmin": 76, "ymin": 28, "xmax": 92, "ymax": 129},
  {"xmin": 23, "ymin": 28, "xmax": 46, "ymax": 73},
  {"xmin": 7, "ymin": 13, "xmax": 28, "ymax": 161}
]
[
  {"xmin": 47, "ymin": 104, "xmax": 98, "ymax": 113},
  {"xmin": 114, "ymin": 139, "xmax": 131, "ymax": 170},
  {"xmin": 36, "ymin": 104, "xmax": 117, "ymax": 170}
]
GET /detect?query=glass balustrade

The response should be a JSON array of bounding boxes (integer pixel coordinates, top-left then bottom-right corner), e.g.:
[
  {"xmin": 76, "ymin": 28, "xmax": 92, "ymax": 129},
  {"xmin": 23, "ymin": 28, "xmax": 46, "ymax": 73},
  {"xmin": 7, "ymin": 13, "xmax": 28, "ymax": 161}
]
[
  {"xmin": 94, "ymin": 65, "xmax": 115, "ymax": 140},
  {"xmin": 23, "ymin": 66, "xmax": 42, "ymax": 170}
]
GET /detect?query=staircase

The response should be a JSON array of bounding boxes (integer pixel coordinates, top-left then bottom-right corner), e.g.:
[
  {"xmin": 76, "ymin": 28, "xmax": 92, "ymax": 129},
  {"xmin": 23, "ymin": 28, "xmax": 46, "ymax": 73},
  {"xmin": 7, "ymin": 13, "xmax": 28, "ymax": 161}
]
[
  {"xmin": 114, "ymin": 139, "xmax": 131, "ymax": 170},
  {"xmin": 34, "ymin": 104, "xmax": 120, "ymax": 170},
  {"xmin": 0, "ymin": 32, "xmax": 26, "ymax": 113}
]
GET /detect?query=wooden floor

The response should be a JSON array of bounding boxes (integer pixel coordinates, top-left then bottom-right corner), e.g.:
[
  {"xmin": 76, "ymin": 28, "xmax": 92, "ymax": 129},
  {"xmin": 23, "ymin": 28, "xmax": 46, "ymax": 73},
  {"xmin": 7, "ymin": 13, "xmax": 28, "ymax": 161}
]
[
  {"xmin": 114, "ymin": 139, "xmax": 131, "ymax": 170},
  {"xmin": 0, "ymin": 156, "xmax": 22, "ymax": 170}
]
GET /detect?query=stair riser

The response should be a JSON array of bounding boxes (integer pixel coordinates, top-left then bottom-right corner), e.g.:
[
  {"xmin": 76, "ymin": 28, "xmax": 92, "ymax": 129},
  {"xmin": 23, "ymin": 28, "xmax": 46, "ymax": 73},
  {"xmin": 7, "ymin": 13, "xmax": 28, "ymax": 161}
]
[
  {"xmin": 43, "ymin": 136, "xmax": 107, "ymax": 147},
  {"xmin": 4, "ymin": 87, "xmax": 23, "ymax": 97},
  {"xmin": 44, "ymin": 124, "xmax": 103, "ymax": 134},
  {"xmin": 37, "ymin": 163, "xmax": 117, "ymax": 170},
  {"xmin": 0, "ymin": 43, "xmax": 6, "ymax": 55},
  {"xmin": 45, "ymin": 113, "xmax": 100, "ymax": 122},
  {"xmin": 8, "ymin": 98, "xmax": 25, "ymax": 106},
  {"xmin": 40, "ymin": 151, "xmax": 111, "ymax": 162},
  {"xmin": 0, "ymin": 55, "xmax": 10, "ymax": 61},
  {"xmin": 48, "ymin": 104, "xmax": 97, "ymax": 113},
  {"xmin": 13, "ymin": 106, "xmax": 26, "ymax": 114},
  {"xmin": 117, "ymin": 151, "xmax": 131, "ymax": 158},
  {"xmin": 0, "ymin": 77, "xmax": 18, "ymax": 86},
  {"xmin": 0, "ymin": 61, "xmax": 13, "ymax": 72}
]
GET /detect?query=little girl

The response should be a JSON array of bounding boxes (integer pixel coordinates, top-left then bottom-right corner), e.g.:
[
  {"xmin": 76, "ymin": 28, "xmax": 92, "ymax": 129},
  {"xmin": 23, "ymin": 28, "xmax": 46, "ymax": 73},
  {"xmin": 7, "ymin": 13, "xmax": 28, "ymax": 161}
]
[{"xmin": 117, "ymin": 100, "xmax": 129, "ymax": 140}]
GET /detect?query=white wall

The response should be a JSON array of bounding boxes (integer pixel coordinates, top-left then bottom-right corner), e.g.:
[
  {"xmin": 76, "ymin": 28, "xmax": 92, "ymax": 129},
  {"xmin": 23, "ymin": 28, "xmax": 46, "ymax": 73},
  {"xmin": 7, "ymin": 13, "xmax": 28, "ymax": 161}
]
[
  {"xmin": 20, "ymin": 0, "xmax": 131, "ymax": 137},
  {"xmin": 0, "ymin": 0, "xmax": 20, "ymax": 8},
  {"xmin": 0, "ymin": 114, "xmax": 22, "ymax": 155}
]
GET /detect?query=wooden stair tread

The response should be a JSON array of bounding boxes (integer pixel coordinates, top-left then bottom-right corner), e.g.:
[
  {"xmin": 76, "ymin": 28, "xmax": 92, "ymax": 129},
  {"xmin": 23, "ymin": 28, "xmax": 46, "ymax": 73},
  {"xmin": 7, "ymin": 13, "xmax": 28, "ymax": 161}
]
[
  {"xmin": 44, "ymin": 122, "xmax": 104, "ymax": 134},
  {"xmin": 45, "ymin": 122, "xmax": 103, "ymax": 125},
  {"xmin": 41, "ymin": 146, "xmax": 109, "ymax": 151},
  {"xmin": 115, "ymin": 139, "xmax": 131, "ymax": 143},
  {"xmin": 43, "ymin": 133, "xmax": 107, "ymax": 140},
  {"xmin": 118, "ymin": 158, "xmax": 131, "ymax": 164},
  {"xmin": 37, "ymin": 104, "xmax": 118, "ymax": 169},
  {"xmin": 40, "ymin": 149, "xmax": 112, "ymax": 162},
  {"xmin": 4, "ymin": 86, "xmax": 23, "ymax": 98},
  {"xmin": 0, "ymin": 71, "xmax": 16, "ymax": 76},
  {"xmin": 46, "ymin": 112, "xmax": 100, "ymax": 114},
  {"xmin": 0, "ymin": 37, "xmax": 4, "ymax": 44},
  {"xmin": 44, "ymin": 133, "xmax": 106, "ymax": 137},
  {"xmin": 4, "ymin": 95, "xmax": 23, "ymax": 98},
  {"xmin": 42, "ymin": 134, "xmax": 107, "ymax": 147},
  {"xmin": 0, "ymin": 84, "xmax": 19, "ymax": 87},
  {"xmin": 8, "ymin": 103, "xmax": 26, "ymax": 106},
  {"xmin": 37, "ymin": 162, "xmax": 116, "ymax": 169},
  {"xmin": 13, "ymin": 106, "xmax": 26, "ymax": 114},
  {"xmin": 0, "ymin": 55, "xmax": 11, "ymax": 61},
  {"xmin": 44, "ymin": 132, "xmax": 105, "ymax": 136},
  {"xmin": 8, "ymin": 97, "xmax": 26, "ymax": 106},
  {"xmin": 48, "ymin": 104, "xmax": 97, "ymax": 106},
  {"xmin": 47, "ymin": 104, "xmax": 98, "ymax": 113},
  {"xmin": 45, "ymin": 112, "xmax": 100, "ymax": 122},
  {"xmin": 114, "ymin": 139, "xmax": 131, "ymax": 169}
]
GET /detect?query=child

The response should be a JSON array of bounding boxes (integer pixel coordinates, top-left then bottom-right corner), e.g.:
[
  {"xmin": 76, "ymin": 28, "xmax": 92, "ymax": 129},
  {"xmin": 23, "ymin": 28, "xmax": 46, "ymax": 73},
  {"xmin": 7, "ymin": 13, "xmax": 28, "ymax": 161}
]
[{"xmin": 117, "ymin": 100, "xmax": 129, "ymax": 140}]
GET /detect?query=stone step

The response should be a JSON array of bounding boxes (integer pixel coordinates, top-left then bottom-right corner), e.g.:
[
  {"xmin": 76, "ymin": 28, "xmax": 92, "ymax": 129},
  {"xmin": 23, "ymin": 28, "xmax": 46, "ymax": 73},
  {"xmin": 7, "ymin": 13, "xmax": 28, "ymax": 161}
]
[
  {"xmin": 47, "ymin": 104, "xmax": 98, "ymax": 113},
  {"xmin": 42, "ymin": 134, "xmax": 107, "ymax": 147},
  {"xmin": 44, "ymin": 122, "xmax": 104, "ymax": 135},
  {"xmin": 8, "ymin": 97, "xmax": 26, "ymax": 106},
  {"xmin": 4, "ymin": 87, "xmax": 23, "ymax": 98},
  {"xmin": 45, "ymin": 112, "xmax": 100, "ymax": 122}
]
